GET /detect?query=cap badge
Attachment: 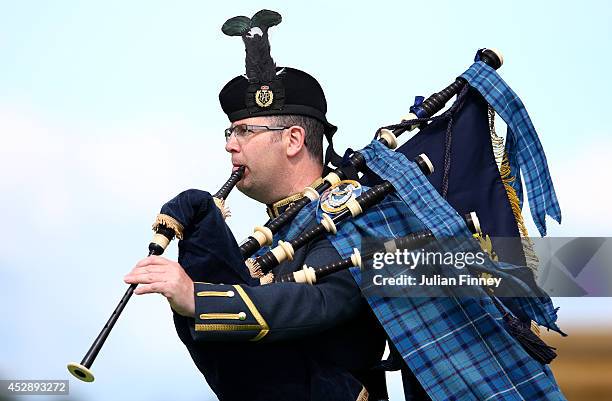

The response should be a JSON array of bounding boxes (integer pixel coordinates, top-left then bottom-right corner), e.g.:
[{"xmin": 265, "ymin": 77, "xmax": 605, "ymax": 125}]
[{"xmin": 255, "ymin": 85, "xmax": 274, "ymax": 108}]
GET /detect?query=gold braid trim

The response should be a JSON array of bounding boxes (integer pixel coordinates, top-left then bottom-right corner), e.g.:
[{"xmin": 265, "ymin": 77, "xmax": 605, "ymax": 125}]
[
  {"xmin": 195, "ymin": 323, "xmax": 262, "ymax": 332},
  {"xmin": 311, "ymin": 177, "xmax": 324, "ymax": 189},
  {"xmin": 245, "ymin": 258, "xmax": 263, "ymax": 278},
  {"xmin": 499, "ymin": 154, "xmax": 529, "ymax": 238},
  {"xmin": 233, "ymin": 285, "xmax": 270, "ymax": 341},
  {"xmin": 267, "ymin": 192, "xmax": 304, "ymax": 218},
  {"xmin": 213, "ymin": 197, "xmax": 231, "ymax": 219},
  {"xmin": 152, "ymin": 214, "xmax": 184, "ymax": 240},
  {"xmin": 499, "ymin": 153, "xmax": 540, "ymax": 275}
]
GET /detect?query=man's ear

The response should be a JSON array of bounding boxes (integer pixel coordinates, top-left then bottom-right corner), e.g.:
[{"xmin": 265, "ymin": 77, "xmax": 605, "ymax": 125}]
[{"xmin": 285, "ymin": 125, "xmax": 306, "ymax": 157}]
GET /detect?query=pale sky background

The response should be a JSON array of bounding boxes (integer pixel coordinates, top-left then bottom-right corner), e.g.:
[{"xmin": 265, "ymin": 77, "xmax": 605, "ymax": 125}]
[{"xmin": 1, "ymin": 1, "xmax": 611, "ymax": 400}]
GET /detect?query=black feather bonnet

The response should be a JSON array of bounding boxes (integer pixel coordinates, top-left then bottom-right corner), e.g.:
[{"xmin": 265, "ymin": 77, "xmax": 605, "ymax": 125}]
[{"xmin": 218, "ymin": 10, "xmax": 338, "ymax": 152}]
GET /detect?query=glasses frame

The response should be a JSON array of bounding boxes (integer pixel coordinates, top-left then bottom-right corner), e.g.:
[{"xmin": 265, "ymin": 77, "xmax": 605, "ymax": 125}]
[{"xmin": 224, "ymin": 124, "xmax": 290, "ymax": 142}]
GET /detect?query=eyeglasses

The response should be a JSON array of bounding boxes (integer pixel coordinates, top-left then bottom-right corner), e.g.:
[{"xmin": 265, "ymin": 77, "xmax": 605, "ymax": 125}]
[{"xmin": 224, "ymin": 124, "xmax": 289, "ymax": 142}]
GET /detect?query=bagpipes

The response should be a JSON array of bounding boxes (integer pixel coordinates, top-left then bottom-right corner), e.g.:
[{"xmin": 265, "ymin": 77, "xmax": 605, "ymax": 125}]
[{"xmin": 68, "ymin": 48, "xmax": 561, "ymax": 392}]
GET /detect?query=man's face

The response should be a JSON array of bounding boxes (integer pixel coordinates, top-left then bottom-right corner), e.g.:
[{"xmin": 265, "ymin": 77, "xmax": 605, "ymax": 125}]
[{"xmin": 224, "ymin": 116, "xmax": 286, "ymax": 203}]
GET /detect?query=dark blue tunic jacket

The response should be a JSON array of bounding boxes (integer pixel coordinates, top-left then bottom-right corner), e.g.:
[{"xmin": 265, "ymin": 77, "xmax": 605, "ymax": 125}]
[{"xmin": 172, "ymin": 202, "xmax": 385, "ymax": 401}]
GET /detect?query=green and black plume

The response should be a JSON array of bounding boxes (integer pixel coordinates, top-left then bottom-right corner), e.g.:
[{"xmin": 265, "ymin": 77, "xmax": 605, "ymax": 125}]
[{"xmin": 222, "ymin": 10, "xmax": 282, "ymax": 83}]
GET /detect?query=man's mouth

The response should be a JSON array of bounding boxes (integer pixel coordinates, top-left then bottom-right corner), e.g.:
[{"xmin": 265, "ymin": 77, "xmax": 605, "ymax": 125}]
[{"xmin": 232, "ymin": 164, "xmax": 246, "ymax": 174}]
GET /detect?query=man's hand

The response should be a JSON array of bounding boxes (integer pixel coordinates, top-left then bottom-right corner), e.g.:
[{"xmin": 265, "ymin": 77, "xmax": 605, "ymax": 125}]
[{"xmin": 124, "ymin": 256, "xmax": 195, "ymax": 318}]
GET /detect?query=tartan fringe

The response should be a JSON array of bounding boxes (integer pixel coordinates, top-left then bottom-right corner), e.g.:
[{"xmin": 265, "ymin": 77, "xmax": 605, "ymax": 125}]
[
  {"xmin": 152, "ymin": 213, "xmax": 184, "ymax": 240},
  {"xmin": 504, "ymin": 312, "xmax": 557, "ymax": 364}
]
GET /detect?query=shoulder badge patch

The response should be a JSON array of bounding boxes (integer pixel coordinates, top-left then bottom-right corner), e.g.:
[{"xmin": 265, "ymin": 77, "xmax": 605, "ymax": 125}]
[{"xmin": 319, "ymin": 180, "xmax": 362, "ymax": 214}]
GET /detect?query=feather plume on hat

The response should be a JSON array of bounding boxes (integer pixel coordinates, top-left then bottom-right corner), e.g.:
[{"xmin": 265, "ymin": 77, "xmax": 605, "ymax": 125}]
[{"xmin": 222, "ymin": 10, "xmax": 282, "ymax": 83}]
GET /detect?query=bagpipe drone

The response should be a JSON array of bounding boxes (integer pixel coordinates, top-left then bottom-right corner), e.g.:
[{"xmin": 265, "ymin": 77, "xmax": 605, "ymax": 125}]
[{"xmin": 68, "ymin": 9, "xmax": 565, "ymax": 401}]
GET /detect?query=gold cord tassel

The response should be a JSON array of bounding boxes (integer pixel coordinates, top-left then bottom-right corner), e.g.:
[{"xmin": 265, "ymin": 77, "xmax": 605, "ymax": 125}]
[
  {"xmin": 213, "ymin": 197, "xmax": 231, "ymax": 219},
  {"xmin": 245, "ymin": 258, "xmax": 263, "ymax": 278},
  {"xmin": 499, "ymin": 154, "xmax": 540, "ymax": 275}
]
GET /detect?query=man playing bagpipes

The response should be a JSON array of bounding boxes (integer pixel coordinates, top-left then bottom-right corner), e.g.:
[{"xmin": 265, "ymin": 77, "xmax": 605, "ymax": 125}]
[
  {"xmin": 123, "ymin": 9, "xmax": 567, "ymax": 401},
  {"xmin": 123, "ymin": 10, "xmax": 387, "ymax": 401}
]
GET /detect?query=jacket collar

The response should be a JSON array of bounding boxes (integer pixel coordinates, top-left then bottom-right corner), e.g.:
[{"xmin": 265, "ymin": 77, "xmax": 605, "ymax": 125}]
[{"xmin": 265, "ymin": 177, "xmax": 324, "ymax": 218}]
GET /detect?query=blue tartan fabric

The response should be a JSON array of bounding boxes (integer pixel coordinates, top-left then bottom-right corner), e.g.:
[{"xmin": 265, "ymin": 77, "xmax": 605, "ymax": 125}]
[
  {"xmin": 359, "ymin": 141, "xmax": 562, "ymax": 332},
  {"xmin": 346, "ymin": 142, "xmax": 565, "ymax": 400},
  {"xmin": 263, "ymin": 140, "xmax": 565, "ymax": 400},
  {"xmin": 460, "ymin": 62, "xmax": 561, "ymax": 237}
]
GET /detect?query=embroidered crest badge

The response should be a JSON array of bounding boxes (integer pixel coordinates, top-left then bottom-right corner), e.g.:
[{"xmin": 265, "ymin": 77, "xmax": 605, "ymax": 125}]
[
  {"xmin": 320, "ymin": 180, "xmax": 362, "ymax": 214},
  {"xmin": 255, "ymin": 85, "xmax": 274, "ymax": 108}
]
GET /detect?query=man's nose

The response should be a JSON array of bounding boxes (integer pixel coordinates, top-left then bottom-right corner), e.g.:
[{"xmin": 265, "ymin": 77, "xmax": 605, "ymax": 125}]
[{"xmin": 225, "ymin": 134, "xmax": 240, "ymax": 153}]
